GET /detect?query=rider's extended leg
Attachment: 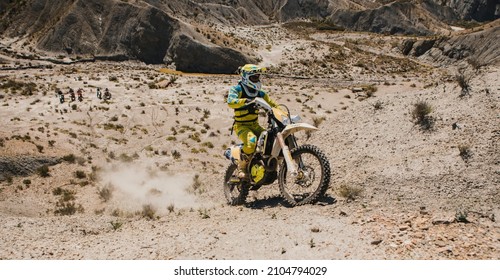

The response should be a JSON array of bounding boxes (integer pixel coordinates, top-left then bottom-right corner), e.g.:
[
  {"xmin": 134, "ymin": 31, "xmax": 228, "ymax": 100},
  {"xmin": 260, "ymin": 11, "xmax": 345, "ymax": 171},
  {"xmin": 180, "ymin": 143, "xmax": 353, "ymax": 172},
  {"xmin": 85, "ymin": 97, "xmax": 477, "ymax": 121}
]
[{"xmin": 234, "ymin": 122, "xmax": 264, "ymax": 179}]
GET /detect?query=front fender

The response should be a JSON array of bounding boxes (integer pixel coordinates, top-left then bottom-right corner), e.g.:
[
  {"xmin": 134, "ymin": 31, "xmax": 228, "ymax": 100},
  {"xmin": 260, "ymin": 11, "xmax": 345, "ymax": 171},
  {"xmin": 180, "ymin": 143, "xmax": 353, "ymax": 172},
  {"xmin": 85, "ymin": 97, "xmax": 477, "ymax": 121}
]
[
  {"xmin": 271, "ymin": 123, "xmax": 317, "ymax": 157},
  {"xmin": 281, "ymin": 123, "xmax": 317, "ymax": 139}
]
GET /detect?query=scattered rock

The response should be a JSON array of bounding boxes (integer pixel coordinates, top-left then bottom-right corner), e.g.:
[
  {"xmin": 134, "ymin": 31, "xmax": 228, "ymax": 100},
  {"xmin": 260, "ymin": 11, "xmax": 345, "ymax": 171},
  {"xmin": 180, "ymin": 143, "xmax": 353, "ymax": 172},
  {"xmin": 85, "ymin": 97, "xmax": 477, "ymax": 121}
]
[{"xmin": 371, "ymin": 239, "xmax": 383, "ymax": 245}]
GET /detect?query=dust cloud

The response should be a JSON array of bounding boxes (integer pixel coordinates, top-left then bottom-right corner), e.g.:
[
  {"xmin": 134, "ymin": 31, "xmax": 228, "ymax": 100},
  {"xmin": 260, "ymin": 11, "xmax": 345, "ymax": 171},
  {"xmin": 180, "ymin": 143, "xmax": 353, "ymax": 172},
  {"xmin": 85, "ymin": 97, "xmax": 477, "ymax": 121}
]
[{"xmin": 100, "ymin": 163, "xmax": 201, "ymax": 213}]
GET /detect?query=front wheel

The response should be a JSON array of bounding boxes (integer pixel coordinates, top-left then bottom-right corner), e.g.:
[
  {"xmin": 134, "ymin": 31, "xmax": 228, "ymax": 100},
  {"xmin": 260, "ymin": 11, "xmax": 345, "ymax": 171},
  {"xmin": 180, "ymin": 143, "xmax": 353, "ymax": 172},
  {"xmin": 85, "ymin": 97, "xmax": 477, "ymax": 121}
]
[
  {"xmin": 279, "ymin": 145, "xmax": 331, "ymax": 206},
  {"xmin": 223, "ymin": 164, "xmax": 249, "ymax": 206}
]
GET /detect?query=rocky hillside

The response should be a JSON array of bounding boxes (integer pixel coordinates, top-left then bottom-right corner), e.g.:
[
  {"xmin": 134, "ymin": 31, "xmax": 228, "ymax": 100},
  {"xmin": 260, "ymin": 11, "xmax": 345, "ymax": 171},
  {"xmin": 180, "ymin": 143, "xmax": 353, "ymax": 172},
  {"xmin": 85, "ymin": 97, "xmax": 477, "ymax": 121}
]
[
  {"xmin": 0, "ymin": 0, "xmax": 498, "ymax": 70},
  {"xmin": 426, "ymin": 0, "xmax": 499, "ymax": 22},
  {"xmin": 402, "ymin": 20, "xmax": 500, "ymax": 66},
  {"xmin": 0, "ymin": 0, "xmax": 256, "ymax": 73}
]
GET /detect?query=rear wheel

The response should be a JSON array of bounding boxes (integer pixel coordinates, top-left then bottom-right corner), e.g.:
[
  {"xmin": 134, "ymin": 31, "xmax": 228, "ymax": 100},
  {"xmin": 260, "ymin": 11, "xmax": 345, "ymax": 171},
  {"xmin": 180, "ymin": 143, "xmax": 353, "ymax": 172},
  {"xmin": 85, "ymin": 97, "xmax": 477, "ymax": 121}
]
[
  {"xmin": 223, "ymin": 164, "xmax": 249, "ymax": 205},
  {"xmin": 278, "ymin": 145, "xmax": 331, "ymax": 206}
]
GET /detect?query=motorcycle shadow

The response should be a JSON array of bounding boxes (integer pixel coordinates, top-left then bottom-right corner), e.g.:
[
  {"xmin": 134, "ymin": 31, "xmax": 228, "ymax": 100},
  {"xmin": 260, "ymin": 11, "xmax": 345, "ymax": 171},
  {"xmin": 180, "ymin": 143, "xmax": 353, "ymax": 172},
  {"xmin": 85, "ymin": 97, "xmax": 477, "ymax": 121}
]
[{"xmin": 247, "ymin": 194, "xmax": 337, "ymax": 209}]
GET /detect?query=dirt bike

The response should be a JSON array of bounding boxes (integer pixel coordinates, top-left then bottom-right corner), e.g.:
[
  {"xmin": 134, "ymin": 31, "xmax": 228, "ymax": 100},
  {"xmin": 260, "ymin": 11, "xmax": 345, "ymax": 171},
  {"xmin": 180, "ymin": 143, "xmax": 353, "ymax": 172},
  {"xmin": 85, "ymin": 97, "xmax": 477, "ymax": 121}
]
[{"xmin": 223, "ymin": 97, "xmax": 331, "ymax": 207}]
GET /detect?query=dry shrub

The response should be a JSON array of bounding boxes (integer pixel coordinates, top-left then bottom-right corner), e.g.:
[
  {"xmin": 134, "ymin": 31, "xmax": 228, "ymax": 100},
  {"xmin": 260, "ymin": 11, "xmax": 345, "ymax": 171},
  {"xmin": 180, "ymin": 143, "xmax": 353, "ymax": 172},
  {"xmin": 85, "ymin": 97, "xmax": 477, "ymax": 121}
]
[
  {"xmin": 458, "ymin": 145, "xmax": 472, "ymax": 162},
  {"xmin": 338, "ymin": 184, "xmax": 362, "ymax": 202},
  {"xmin": 98, "ymin": 183, "xmax": 114, "ymax": 202},
  {"xmin": 456, "ymin": 70, "xmax": 472, "ymax": 97},
  {"xmin": 142, "ymin": 204, "xmax": 157, "ymax": 220},
  {"xmin": 411, "ymin": 101, "xmax": 434, "ymax": 131}
]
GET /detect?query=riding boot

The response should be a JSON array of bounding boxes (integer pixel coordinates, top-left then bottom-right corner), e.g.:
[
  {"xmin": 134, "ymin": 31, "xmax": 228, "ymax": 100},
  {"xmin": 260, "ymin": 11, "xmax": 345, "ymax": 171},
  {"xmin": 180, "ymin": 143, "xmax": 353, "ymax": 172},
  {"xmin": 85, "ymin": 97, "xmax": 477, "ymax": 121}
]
[{"xmin": 237, "ymin": 153, "xmax": 250, "ymax": 179}]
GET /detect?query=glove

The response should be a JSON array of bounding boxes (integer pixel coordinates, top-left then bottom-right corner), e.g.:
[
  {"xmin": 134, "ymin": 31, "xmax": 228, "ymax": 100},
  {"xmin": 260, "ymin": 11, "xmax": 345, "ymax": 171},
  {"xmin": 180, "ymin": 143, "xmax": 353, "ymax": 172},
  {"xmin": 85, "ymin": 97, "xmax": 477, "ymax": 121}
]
[{"xmin": 244, "ymin": 98, "xmax": 257, "ymax": 112}]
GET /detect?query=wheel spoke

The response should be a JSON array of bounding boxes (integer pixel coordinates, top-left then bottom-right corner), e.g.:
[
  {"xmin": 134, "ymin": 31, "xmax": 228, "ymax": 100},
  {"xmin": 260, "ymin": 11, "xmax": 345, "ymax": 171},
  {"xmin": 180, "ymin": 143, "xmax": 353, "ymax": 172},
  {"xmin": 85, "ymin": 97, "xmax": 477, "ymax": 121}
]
[
  {"xmin": 279, "ymin": 145, "xmax": 330, "ymax": 206},
  {"xmin": 223, "ymin": 164, "xmax": 248, "ymax": 205}
]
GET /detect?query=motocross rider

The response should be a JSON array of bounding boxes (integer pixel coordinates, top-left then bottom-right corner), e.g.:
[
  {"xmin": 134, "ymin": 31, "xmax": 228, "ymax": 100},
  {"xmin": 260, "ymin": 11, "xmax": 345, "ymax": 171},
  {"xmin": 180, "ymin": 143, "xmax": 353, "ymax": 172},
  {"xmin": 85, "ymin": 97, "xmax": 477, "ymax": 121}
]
[{"xmin": 227, "ymin": 64, "xmax": 278, "ymax": 179}]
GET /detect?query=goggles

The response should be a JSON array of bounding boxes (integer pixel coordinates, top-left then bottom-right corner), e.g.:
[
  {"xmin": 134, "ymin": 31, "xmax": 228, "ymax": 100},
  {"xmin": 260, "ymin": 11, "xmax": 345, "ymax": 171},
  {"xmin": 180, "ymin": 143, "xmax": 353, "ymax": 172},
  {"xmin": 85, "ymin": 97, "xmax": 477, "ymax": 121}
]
[{"xmin": 249, "ymin": 74, "xmax": 260, "ymax": 83}]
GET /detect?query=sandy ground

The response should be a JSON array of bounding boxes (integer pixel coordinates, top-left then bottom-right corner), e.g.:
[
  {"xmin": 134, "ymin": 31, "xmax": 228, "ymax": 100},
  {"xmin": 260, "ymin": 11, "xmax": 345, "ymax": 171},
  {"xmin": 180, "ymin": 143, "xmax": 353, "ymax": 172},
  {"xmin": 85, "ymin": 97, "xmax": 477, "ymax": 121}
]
[{"xmin": 0, "ymin": 25, "xmax": 499, "ymax": 260}]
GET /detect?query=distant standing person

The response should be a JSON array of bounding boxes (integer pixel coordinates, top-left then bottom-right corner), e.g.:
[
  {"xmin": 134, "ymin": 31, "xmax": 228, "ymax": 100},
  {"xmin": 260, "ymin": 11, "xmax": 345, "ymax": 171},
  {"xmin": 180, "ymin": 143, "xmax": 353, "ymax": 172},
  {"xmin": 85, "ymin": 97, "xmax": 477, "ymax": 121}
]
[
  {"xmin": 77, "ymin": 88, "xmax": 83, "ymax": 102},
  {"xmin": 69, "ymin": 88, "xmax": 75, "ymax": 102},
  {"xmin": 96, "ymin": 88, "xmax": 102, "ymax": 99},
  {"xmin": 58, "ymin": 90, "xmax": 64, "ymax": 104},
  {"xmin": 104, "ymin": 88, "xmax": 111, "ymax": 100}
]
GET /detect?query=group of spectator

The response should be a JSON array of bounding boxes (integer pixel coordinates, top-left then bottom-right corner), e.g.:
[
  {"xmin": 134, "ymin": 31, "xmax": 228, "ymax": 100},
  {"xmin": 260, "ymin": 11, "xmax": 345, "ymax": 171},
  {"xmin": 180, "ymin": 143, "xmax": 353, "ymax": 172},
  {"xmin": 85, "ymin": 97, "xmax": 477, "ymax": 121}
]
[{"xmin": 56, "ymin": 87, "xmax": 111, "ymax": 103}]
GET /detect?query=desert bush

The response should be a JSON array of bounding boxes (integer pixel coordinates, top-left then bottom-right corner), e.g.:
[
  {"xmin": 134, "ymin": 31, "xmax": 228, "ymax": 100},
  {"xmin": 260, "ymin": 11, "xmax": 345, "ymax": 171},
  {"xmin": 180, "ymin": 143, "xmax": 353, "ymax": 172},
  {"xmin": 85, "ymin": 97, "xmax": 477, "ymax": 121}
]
[
  {"xmin": 312, "ymin": 116, "xmax": 326, "ymax": 128},
  {"xmin": 189, "ymin": 132, "xmax": 201, "ymax": 142},
  {"xmin": 78, "ymin": 181, "xmax": 89, "ymax": 187},
  {"xmin": 88, "ymin": 166, "xmax": 100, "ymax": 182},
  {"xmin": 37, "ymin": 165, "xmax": 50, "ymax": 177},
  {"xmin": 52, "ymin": 187, "xmax": 63, "ymax": 196},
  {"xmin": 456, "ymin": 71, "xmax": 472, "ymax": 97},
  {"xmin": 202, "ymin": 109, "xmax": 211, "ymax": 119},
  {"xmin": 198, "ymin": 208, "xmax": 210, "ymax": 219},
  {"xmin": 36, "ymin": 144, "xmax": 44, "ymax": 153},
  {"xmin": 54, "ymin": 202, "xmax": 78, "ymax": 216},
  {"xmin": 309, "ymin": 238, "xmax": 316, "ymax": 248},
  {"xmin": 372, "ymin": 101, "xmax": 384, "ymax": 110},
  {"xmin": 111, "ymin": 209, "xmax": 123, "ymax": 217},
  {"xmin": 202, "ymin": 142, "xmax": 214, "ymax": 149},
  {"xmin": 0, "ymin": 79, "xmax": 36, "ymax": 95},
  {"xmin": 458, "ymin": 145, "xmax": 472, "ymax": 162},
  {"xmin": 190, "ymin": 174, "xmax": 204, "ymax": 194},
  {"xmin": 53, "ymin": 188, "xmax": 83, "ymax": 215},
  {"xmin": 338, "ymin": 184, "xmax": 362, "ymax": 201},
  {"xmin": 455, "ymin": 208, "xmax": 469, "ymax": 223},
  {"xmin": 62, "ymin": 154, "xmax": 76, "ymax": 163},
  {"xmin": 75, "ymin": 170, "xmax": 86, "ymax": 179},
  {"xmin": 60, "ymin": 189, "xmax": 76, "ymax": 201},
  {"xmin": 365, "ymin": 85, "xmax": 378, "ymax": 97},
  {"xmin": 118, "ymin": 153, "xmax": 134, "ymax": 162},
  {"xmin": 110, "ymin": 221, "xmax": 123, "ymax": 231},
  {"xmin": 103, "ymin": 123, "xmax": 124, "ymax": 133},
  {"xmin": 411, "ymin": 101, "xmax": 434, "ymax": 131},
  {"xmin": 142, "ymin": 204, "xmax": 157, "ymax": 220}
]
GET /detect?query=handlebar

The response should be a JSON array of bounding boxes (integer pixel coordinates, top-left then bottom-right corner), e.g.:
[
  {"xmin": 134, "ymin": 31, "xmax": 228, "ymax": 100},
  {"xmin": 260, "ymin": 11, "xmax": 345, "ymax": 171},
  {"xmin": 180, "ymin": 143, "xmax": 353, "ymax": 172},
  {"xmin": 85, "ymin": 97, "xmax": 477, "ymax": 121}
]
[{"xmin": 251, "ymin": 97, "xmax": 273, "ymax": 112}]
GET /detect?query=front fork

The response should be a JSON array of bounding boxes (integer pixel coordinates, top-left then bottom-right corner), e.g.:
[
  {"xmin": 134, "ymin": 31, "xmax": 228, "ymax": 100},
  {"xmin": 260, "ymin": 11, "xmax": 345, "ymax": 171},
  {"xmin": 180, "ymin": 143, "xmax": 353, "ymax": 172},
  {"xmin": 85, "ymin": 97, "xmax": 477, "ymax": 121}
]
[{"xmin": 276, "ymin": 132, "xmax": 298, "ymax": 177}]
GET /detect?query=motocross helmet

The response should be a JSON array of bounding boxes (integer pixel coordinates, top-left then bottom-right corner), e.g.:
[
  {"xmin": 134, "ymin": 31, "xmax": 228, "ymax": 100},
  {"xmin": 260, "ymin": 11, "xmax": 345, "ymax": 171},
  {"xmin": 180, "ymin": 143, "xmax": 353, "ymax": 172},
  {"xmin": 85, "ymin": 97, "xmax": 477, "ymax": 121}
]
[{"xmin": 239, "ymin": 64, "xmax": 266, "ymax": 98}]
